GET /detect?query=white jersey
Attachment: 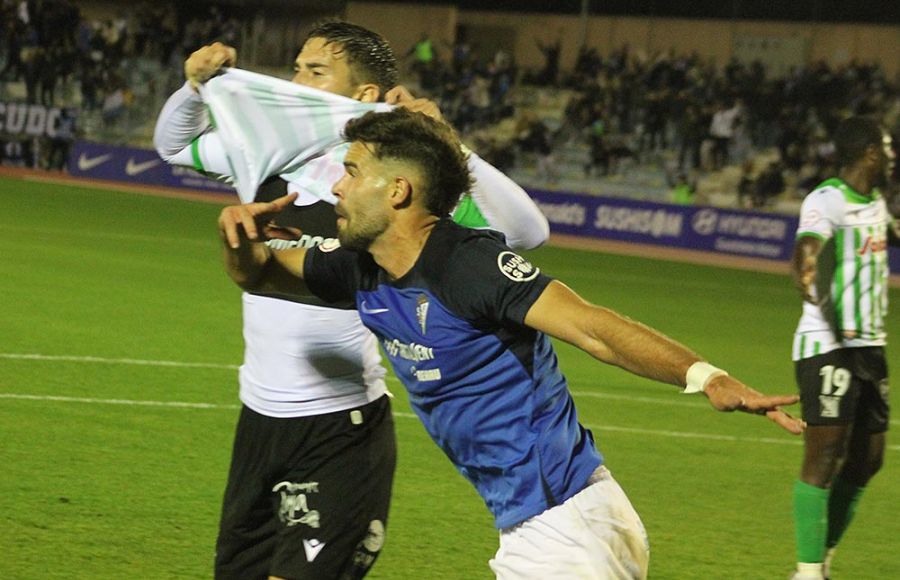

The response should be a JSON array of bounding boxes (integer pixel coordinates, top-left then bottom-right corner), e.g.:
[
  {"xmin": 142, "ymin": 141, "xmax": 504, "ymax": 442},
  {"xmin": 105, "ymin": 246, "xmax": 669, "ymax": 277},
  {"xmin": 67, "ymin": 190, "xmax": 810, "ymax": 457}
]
[
  {"xmin": 792, "ymin": 178, "xmax": 890, "ymax": 361},
  {"xmin": 240, "ymin": 293, "xmax": 387, "ymax": 417},
  {"xmin": 153, "ymin": 70, "xmax": 549, "ymax": 418}
]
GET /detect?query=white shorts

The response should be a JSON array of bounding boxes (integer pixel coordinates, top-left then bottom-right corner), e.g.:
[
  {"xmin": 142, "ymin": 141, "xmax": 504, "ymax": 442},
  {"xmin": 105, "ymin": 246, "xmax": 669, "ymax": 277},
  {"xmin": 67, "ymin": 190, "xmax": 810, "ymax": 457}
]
[{"xmin": 489, "ymin": 466, "xmax": 649, "ymax": 580}]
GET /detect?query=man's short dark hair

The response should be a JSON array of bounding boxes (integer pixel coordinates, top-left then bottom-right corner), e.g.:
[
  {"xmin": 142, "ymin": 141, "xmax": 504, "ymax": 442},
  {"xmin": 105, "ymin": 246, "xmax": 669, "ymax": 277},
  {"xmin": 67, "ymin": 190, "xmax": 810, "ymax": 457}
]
[
  {"xmin": 834, "ymin": 116, "xmax": 883, "ymax": 168},
  {"xmin": 343, "ymin": 109, "xmax": 473, "ymax": 217},
  {"xmin": 305, "ymin": 21, "xmax": 398, "ymax": 100}
]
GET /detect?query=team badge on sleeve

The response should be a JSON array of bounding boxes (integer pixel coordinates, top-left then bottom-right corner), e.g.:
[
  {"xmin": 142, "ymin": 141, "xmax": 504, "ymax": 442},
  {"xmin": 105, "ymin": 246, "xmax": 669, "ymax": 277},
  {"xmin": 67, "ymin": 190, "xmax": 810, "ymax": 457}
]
[
  {"xmin": 799, "ymin": 209, "xmax": 822, "ymax": 229},
  {"xmin": 318, "ymin": 238, "xmax": 341, "ymax": 253},
  {"xmin": 497, "ymin": 251, "xmax": 540, "ymax": 282}
]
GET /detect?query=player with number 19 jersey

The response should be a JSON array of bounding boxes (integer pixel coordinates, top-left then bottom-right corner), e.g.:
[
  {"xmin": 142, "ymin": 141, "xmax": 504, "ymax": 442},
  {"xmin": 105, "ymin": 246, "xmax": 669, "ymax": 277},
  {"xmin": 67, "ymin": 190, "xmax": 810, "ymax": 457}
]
[{"xmin": 792, "ymin": 178, "xmax": 891, "ymax": 361}]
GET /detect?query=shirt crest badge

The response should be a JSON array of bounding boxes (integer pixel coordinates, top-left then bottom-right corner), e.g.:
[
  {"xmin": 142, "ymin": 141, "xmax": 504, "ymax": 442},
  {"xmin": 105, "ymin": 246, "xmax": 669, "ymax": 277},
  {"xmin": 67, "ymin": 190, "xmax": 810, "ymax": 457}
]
[{"xmin": 416, "ymin": 294, "xmax": 429, "ymax": 334}]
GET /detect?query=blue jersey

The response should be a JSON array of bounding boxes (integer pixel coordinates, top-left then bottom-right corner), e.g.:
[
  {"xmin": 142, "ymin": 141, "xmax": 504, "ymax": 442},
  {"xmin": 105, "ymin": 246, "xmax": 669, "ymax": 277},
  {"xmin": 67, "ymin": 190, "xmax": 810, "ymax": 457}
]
[{"xmin": 304, "ymin": 220, "xmax": 602, "ymax": 528}]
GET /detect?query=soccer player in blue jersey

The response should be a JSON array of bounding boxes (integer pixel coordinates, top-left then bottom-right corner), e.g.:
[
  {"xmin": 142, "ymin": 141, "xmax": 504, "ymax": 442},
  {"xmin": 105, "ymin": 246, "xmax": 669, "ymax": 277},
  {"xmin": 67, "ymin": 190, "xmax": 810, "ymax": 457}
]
[{"xmin": 218, "ymin": 108, "xmax": 805, "ymax": 579}]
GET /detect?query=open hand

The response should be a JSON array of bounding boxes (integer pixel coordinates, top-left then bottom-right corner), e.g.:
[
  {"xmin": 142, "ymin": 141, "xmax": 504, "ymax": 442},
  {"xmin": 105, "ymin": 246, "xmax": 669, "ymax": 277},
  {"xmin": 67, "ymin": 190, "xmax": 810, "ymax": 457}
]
[{"xmin": 704, "ymin": 375, "xmax": 806, "ymax": 435}]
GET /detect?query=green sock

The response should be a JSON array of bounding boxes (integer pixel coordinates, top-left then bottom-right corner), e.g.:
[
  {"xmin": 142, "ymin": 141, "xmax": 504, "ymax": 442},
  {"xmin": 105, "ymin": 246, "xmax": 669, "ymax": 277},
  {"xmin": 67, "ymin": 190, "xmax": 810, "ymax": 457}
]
[
  {"xmin": 826, "ymin": 477, "xmax": 865, "ymax": 548},
  {"xmin": 794, "ymin": 480, "xmax": 829, "ymax": 563}
]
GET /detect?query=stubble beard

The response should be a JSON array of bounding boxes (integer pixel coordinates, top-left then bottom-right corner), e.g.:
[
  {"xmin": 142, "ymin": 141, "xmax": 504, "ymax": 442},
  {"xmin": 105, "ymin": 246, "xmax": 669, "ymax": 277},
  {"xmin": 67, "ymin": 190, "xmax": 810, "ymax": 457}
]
[{"xmin": 338, "ymin": 215, "xmax": 389, "ymax": 252}]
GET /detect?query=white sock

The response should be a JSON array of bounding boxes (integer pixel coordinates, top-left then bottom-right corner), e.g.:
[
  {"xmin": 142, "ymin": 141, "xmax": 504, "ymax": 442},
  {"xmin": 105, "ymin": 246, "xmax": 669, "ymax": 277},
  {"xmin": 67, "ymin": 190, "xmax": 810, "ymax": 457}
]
[{"xmin": 797, "ymin": 562, "xmax": 824, "ymax": 577}]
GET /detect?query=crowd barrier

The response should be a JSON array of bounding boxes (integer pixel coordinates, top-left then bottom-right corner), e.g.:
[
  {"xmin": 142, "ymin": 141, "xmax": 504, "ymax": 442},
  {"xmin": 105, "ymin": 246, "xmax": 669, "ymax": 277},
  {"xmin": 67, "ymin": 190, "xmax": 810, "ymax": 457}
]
[
  {"xmin": 67, "ymin": 140, "xmax": 234, "ymax": 194},
  {"xmin": 527, "ymin": 188, "xmax": 900, "ymax": 272},
  {"xmin": 63, "ymin": 141, "xmax": 900, "ymax": 272}
]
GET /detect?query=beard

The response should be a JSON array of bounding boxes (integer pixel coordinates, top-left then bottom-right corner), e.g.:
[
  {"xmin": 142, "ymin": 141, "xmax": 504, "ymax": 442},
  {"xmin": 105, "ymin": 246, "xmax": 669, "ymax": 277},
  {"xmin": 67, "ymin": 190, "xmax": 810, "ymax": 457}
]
[{"xmin": 338, "ymin": 212, "xmax": 389, "ymax": 251}]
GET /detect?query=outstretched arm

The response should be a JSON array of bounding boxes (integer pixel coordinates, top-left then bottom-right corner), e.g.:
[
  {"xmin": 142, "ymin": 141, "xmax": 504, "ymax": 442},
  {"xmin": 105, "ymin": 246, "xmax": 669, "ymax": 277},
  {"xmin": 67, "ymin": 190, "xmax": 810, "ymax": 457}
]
[
  {"xmin": 524, "ymin": 280, "xmax": 805, "ymax": 434},
  {"xmin": 219, "ymin": 193, "xmax": 310, "ymax": 295}
]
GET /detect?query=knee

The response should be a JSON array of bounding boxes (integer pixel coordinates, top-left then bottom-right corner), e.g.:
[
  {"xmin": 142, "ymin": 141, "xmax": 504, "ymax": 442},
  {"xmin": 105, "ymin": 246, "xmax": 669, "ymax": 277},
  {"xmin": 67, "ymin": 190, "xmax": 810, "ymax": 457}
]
[{"xmin": 801, "ymin": 451, "xmax": 846, "ymax": 487}]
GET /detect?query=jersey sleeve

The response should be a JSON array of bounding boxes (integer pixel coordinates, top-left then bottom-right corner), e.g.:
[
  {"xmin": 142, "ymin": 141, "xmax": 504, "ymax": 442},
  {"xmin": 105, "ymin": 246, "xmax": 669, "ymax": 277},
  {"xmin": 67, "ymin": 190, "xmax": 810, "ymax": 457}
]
[
  {"xmin": 465, "ymin": 152, "xmax": 550, "ymax": 250},
  {"xmin": 451, "ymin": 193, "xmax": 491, "ymax": 228},
  {"xmin": 441, "ymin": 235, "xmax": 553, "ymax": 326},
  {"xmin": 302, "ymin": 243, "xmax": 360, "ymax": 304},
  {"xmin": 797, "ymin": 187, "xmax": 844, "ymax": 241}
]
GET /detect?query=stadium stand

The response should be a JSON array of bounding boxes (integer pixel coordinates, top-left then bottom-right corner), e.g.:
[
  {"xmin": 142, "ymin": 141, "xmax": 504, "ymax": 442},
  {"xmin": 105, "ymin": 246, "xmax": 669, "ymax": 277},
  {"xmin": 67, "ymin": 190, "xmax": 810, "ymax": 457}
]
[{"xmin": 1, "ymin": 0, "xmax": 897, "ymax": 215}]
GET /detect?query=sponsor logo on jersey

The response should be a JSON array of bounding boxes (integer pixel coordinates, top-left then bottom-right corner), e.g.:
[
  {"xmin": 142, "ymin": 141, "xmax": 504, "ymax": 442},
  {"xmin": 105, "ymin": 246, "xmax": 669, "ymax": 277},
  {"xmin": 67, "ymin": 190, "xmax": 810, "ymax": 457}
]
[
  {"xmin": 267, "ymin": 235, "xmax": 339, "ymax": 250},
  {"xmin": 382, "ymin": 338, "xmax": 434, "ymax": 361},
  {"xmin": 77, "ymin": 152, "xmax": 113, "ymax": 171},
  {"xmin": 412, "ymin": 367, "xmax": 442, "ymax": 382},
  {"xmin": 303, "ymin": 539, "xmax": 326, "ymax": 562},
  {"xmin": 416, "ymin": 294, "xmax": 429, "ymax": 334},
  {"xmin": 858, "ymin": 235, "xmax": 887, "ymax": 256},
  {"xmin": 497, "ymin": 251, "xmax": 539, "ymax": 282},
  {"xmin": 125, "ymin": 157, "xmax": 161, "ymax": 175},
  {"xmin": 273, "ymin": 481, "xmax": 321, "ymax": 528}
]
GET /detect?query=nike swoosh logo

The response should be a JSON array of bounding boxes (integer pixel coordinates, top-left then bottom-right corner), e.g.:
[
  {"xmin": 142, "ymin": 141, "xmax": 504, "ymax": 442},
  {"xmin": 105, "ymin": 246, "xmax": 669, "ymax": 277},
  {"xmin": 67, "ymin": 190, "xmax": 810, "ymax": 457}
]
[
  {"xmin": 125, "ymin": 158, "xmax": 162, "ymax": 175},
  {"xmin": 303, "ymin": 539, "xmax": 326, "ymax": 562},
  {"xmin": 360, "ymin": 301, "xmax": 389, "ymax": 315},
  {"xmin": 77, "ymin": 153, "xmax": 113, "ymax": 171}
]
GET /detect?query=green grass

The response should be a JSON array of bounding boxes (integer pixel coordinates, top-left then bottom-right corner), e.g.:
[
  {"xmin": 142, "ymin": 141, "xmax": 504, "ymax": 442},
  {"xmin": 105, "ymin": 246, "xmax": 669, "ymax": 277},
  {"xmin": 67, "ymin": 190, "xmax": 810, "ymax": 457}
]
[{"xmin": 1, "ymin": 176, "xmax": 897, "ymax": 578}]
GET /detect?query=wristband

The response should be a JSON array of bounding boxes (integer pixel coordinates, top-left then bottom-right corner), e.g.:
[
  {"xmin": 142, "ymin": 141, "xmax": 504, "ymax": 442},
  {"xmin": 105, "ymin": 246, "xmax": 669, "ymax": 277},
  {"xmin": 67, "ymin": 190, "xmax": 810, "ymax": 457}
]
[{"xmin": 683, "ymin": 361, "xmax": 728, "ymax": 394}]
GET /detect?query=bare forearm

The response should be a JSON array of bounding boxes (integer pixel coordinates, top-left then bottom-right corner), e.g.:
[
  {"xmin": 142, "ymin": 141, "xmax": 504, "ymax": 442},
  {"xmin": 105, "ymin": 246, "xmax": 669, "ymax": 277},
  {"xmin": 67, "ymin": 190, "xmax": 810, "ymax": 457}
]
[
  {"xmin": 580, "ymin": 307, "xmax": 700, "ymax": 387},
  {"xmin": 526, "ymin": 281, "xmax": 699, "ymax": 387},
  {"xmin": 223, "ymin": 240, "xmax": 272, "ymax": 290}
]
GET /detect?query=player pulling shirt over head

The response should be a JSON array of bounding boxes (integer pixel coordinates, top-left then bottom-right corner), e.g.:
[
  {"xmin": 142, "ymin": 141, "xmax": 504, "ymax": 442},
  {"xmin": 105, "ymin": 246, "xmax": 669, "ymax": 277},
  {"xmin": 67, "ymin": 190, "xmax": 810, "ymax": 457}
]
[{"xmin": 153, "ymin": 21, "xmax": 548, "ymax": 580}]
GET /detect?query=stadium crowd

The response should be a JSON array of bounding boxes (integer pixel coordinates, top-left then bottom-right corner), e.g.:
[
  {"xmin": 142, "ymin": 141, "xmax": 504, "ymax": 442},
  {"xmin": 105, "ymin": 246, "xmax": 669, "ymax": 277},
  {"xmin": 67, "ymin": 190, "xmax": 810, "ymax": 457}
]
[
  {"xmin": 416, "ymin": 39, "xmax": 899, "ymax": 205},
  {"xmin": 1, "ymin": 1, "xmax": 898, "ymax": 207},
  {"xmin": 0, "ymin": 0, "xmax": 245, "ymax": 166}
]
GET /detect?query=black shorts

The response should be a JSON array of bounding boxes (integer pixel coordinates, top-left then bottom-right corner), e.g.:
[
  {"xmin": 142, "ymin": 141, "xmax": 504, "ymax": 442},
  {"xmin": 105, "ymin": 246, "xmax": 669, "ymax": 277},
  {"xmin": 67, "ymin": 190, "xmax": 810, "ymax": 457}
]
[
  {"xmin": 795, "ymin": 347, "xmax": 890, "ymax": 432},
  {"xmin": 215, "ymin": 395, "xmax": 396, "ymax": 580}
]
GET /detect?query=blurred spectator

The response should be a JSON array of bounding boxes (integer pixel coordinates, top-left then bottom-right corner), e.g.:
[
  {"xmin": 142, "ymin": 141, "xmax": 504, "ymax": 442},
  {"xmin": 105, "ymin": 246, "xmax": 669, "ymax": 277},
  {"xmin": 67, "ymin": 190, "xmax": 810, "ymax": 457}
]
[
  {"xmin": 668, "ymin": 169, "xmax": 697, "ymax": 205},
  {"xmin": 515, "ymin": 112, "xmax": 557, "ymax": 181},
  {"xmin": 46, "ymin": 107, "xmax": 76, "ymax": 171},
  {"xmin": 709, "ymin": 98, "xmax": 742, "ymax": 169},
  {"xmin": 584, "ymin": 114, "xmax": 609, "ymax": 177},
  {"xmin": 753, "ymin": 160, "xmax": 786, "ymax": 207},
  {"xmin": 407, "ymin": 33, "xmax": 437, "ymax": 91},
  {"xmin": 534, "ymin": 35, "xmax": 561, "ymax": 86}
]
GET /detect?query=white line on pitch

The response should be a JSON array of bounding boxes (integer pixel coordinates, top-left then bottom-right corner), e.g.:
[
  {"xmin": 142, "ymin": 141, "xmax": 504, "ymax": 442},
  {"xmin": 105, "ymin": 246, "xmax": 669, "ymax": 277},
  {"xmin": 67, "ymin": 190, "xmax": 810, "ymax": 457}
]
[
  {"xmin": 0, "ymin": 353, "xmax": 238, "ymax": 370},
  {"xmin": 2, "ymin": 392, "xmax": 898, "ymax": 452},
  {"xmin": 3, "ymin": 352, "xmax": 897, "ymax": 429},
  {"xmin": 0, "ymin": 393, "xmax": 239, "ymax": 409}
]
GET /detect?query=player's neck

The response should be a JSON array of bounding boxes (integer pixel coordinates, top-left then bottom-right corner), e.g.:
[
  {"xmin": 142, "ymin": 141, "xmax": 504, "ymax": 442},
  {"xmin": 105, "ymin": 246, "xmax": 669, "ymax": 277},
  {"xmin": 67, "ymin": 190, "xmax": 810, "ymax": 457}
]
[
  {"xmin": 837, "ymin": 167, "xmax": 874, "ymax": 197},
  {"xmin": 369, "ymin": 216, "xmax": 439, "ymax": 280}
]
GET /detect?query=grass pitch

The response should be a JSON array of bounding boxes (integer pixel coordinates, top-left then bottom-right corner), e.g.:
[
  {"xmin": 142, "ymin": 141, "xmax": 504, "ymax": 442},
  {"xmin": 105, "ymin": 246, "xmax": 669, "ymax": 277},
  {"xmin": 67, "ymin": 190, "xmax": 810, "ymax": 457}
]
[{"xmin": 1, "ymin": 176, "xmax": 897, "ymax": 578}]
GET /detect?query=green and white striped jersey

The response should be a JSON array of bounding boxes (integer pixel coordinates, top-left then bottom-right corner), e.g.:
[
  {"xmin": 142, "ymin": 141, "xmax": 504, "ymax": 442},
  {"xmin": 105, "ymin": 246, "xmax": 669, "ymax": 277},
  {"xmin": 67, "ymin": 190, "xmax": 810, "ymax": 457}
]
[{"xmin": 792, "ymin": 178, "xmax": 891, "ymax": 360}]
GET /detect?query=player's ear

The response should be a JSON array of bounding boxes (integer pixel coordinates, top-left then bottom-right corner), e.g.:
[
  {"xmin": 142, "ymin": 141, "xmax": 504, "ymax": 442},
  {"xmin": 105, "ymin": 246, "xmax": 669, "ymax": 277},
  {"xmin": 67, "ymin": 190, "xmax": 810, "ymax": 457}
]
[
  {"xmin": 353, "ymin": 83, "xmax": 381, "ymax": 103},
  {"xmin": 389, "ymin": 176, "xmax": 413, "ymax": 208}
]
